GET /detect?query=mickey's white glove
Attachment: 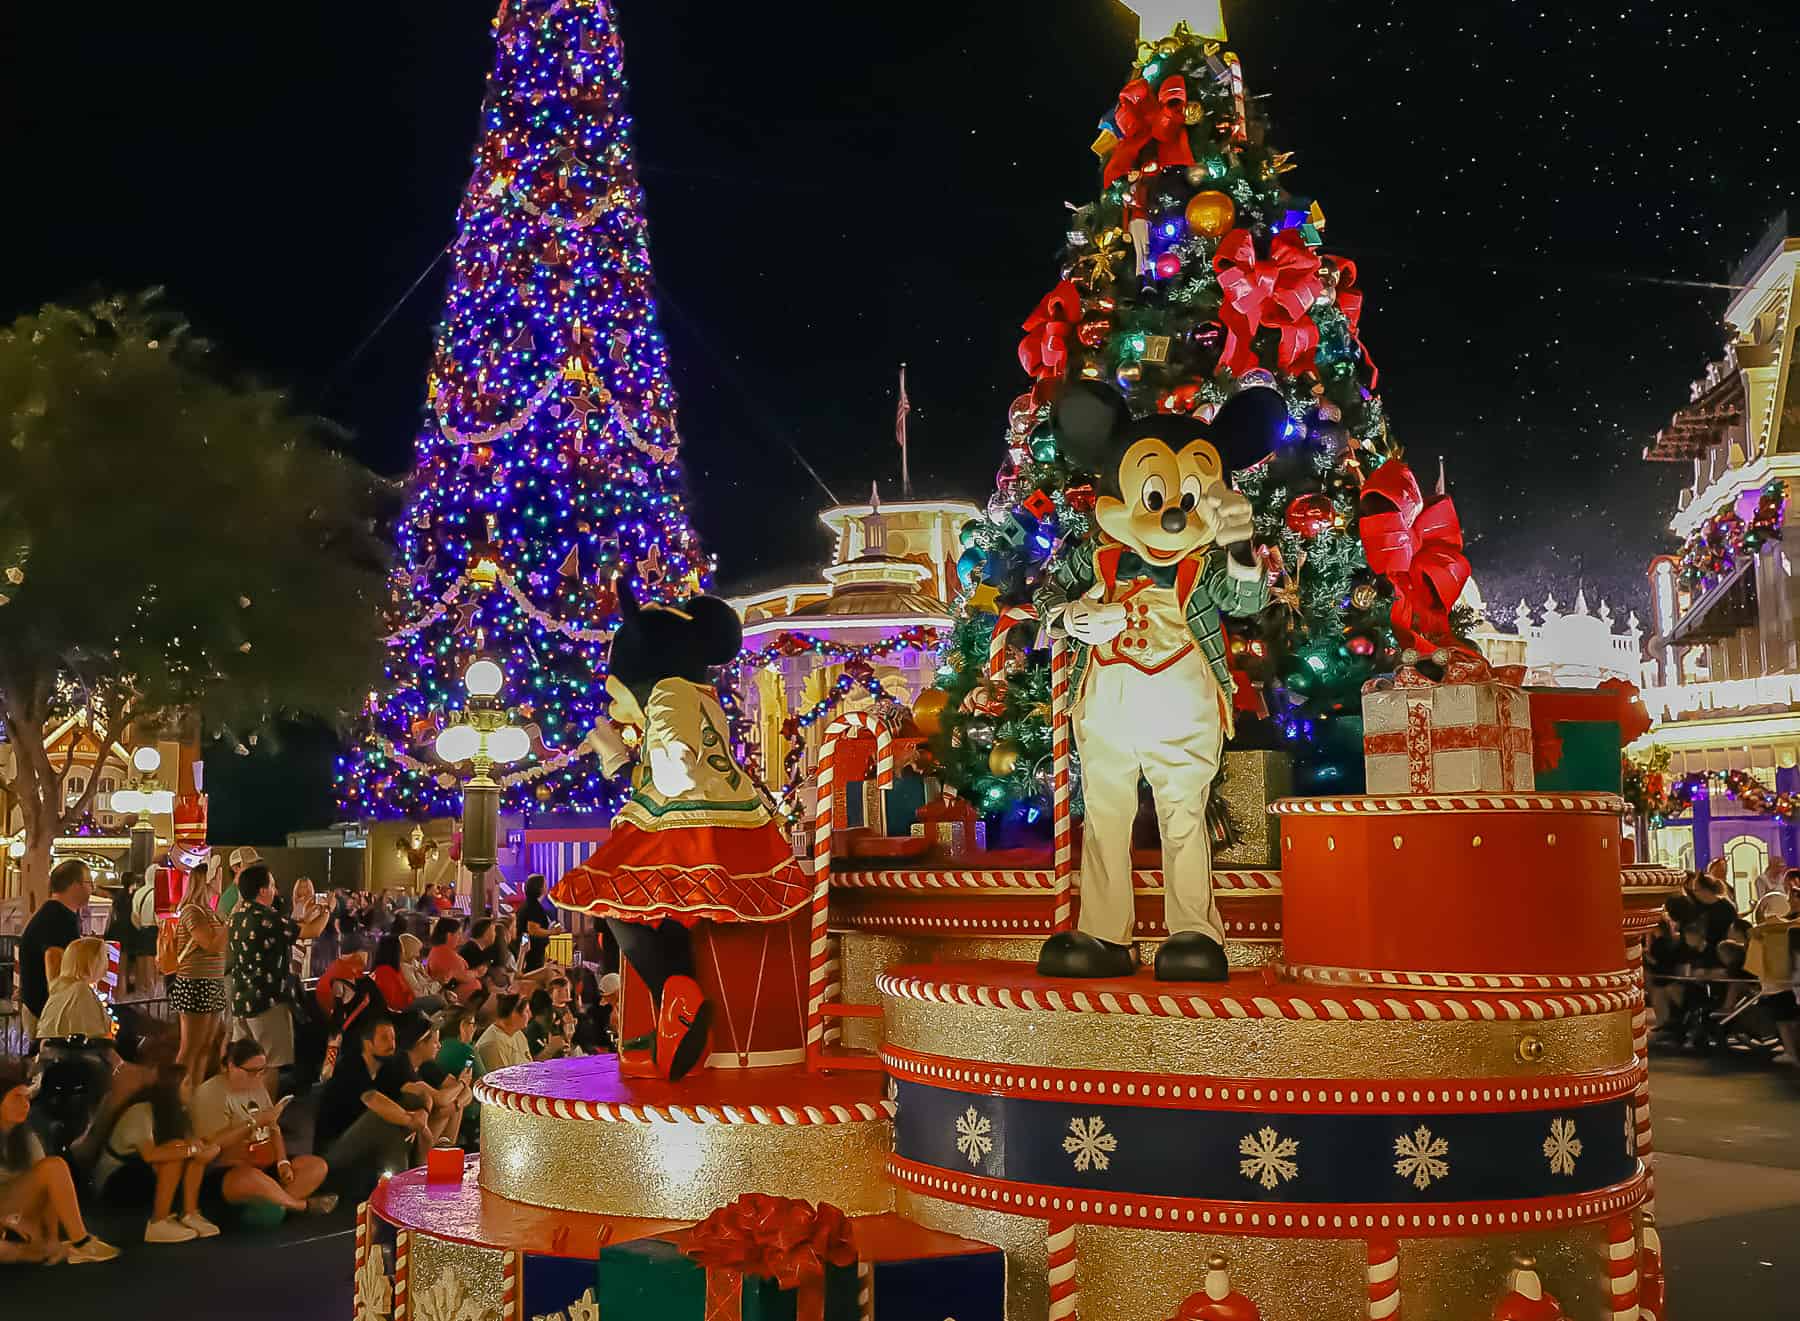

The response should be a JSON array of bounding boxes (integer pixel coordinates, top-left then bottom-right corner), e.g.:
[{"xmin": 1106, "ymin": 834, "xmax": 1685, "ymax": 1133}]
[
  {"xmin": 584, "ymin": 720, "xmax": 634, "ymax": 777},
  {"xmin": 1207, "ymin": 489, "xmax": 1256, "ymax": 547},
  {"xmin": 1063, "ymin": 600, "xmax": 1128, "ymax": 645}
]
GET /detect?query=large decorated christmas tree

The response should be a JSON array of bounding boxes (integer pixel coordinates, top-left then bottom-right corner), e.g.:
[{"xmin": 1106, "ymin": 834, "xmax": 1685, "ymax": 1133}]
[
  {"xmin": 338, "ymin": 0, "xmax": 709, "ymax": 821},
  {"xmin": 930, "ymin": 3, "xmax": 1463, "ymax": 818}
]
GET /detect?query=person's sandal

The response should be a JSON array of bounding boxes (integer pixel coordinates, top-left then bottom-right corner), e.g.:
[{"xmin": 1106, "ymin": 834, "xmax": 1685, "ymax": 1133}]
[{"xmin": 305, "ymin": 1195, "xmax": 340, "ymax": 1215}]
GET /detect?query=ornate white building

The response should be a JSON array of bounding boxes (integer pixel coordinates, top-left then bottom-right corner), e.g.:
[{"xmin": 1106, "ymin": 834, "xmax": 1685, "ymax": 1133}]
[{"xmin": 1461, "ymin": 580, "xmax": 1645, "ymax": 688}]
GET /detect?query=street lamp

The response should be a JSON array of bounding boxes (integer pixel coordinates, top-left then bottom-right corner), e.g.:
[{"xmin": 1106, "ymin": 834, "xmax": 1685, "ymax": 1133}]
[
  {"xmin": 112, "ymin": 746, "xmax": 174, "ymax": 876},
  {"xmin": 435, "ymin": 658, "xmax": 530, "ymax": 914}
]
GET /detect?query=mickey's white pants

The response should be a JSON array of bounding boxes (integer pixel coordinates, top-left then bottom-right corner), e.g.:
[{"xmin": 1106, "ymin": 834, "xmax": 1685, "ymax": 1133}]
[{"xmin": 1072, "ymin": 650, "xmax": 1224, "ymax": 946}]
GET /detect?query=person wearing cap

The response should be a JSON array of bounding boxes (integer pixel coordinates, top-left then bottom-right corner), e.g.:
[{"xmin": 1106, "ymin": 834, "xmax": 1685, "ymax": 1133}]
[{"xmin": 217, "ymin": 846, "xmax": 263, "ymax": 919}]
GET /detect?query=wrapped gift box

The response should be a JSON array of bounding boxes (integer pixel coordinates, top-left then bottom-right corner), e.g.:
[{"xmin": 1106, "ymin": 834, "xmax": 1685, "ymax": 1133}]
[
  {"xmin": 1362, "ymin": 674, "xmax": 1534, "ymax": 795},
  {"xmin": 597, "ymin": 1207, "xmax": 859, "ymax": 1321},
  {"xmin": 1212, "ymin": 750, "xmax": 1293, "ymax": 867},
  {"xmin": 1527, "ymin": 682, "xmax": 1651, "ymax": 795},
  {"xmin": 910, "ymin": 792, "xmax": 987, "ymax": 857}
]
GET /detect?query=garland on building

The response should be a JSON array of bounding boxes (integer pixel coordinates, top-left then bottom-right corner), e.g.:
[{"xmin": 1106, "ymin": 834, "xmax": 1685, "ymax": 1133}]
[
  {"xmin": 1624, "ymin": 746, "xmax": 1800, "ymax": 824},
  {"xmin": 1677, "ymin": 479, "xmax": 1787, "ymax": 592},
  {"xmin": 717, "ymin": 628, "xmax": 937, "ymax": 823}
]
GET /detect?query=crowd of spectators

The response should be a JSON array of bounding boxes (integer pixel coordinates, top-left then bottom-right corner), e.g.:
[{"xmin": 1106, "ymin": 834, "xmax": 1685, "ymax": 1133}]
[
  {"xmin": 1648, "ymin": 856, "xmax": 1800, "ymax": 1062},
  {"xmin": 4, "ymin": 862, "xmax": 618, "ymax": 1267}
]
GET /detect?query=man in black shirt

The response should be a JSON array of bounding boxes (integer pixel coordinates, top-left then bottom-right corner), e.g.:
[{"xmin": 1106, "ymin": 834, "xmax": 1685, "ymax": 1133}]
[
  {"xmin": 19, "ymin": 860, "xmax": 94, "ymax": 1040},
  {"xmin": 316, "ymin": 1016, "xmax": 427, "ymax": 1194}
]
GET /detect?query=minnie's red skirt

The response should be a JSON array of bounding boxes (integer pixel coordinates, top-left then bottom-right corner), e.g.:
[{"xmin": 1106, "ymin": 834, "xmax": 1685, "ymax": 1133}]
[{"xmin": 550, "ymin": 819, "xmax": 810, "ymax": 926}]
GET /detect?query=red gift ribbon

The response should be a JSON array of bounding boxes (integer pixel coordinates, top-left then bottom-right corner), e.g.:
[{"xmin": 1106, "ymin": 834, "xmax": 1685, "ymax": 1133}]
[
  {"xmin": 1326, "ymin": 255, "xmax": 1378, "ymax": 391},
  {"xmin": 1212, "ymin": 229, "xmax": 1325, "ymax": 376},
  {"xmin": 1357, "ymin": 460, "xmax": 1471, "ymax": 650},
  {"xmin": 1102, "ymin": 76, "xmax": 1195, "ymax": 186},
  {"xmin": 685, "ymin": 1195, "xmax": 856, "ymax": 1321},
  {"xmin": 1018, "ymin": 281, "xmax": 1082, "ymax": 380}
]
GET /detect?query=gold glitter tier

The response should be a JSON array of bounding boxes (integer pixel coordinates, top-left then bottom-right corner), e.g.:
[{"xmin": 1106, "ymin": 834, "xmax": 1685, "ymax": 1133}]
[
  {"xmin": 473, "ymin": 1057, "xmax": 894, "ymax": 1219},
  {"xmin": 899, "ymin": 1187, "xmax": 1642, "ymax": 1321}
]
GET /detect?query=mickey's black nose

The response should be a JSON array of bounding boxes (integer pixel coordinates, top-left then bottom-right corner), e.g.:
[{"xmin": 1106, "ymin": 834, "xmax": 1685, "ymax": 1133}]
[{"xmin": 1160, "ymin": 507, "xmax": 1188, "ymax": 533}]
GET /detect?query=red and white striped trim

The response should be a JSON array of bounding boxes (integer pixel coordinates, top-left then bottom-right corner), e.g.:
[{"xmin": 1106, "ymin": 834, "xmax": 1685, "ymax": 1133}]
[
  {"xmin": 501, "ymin": 1250, "xmax": 522, "ymax": 1321},
  {"xmin": 831, "ymin": 870, "xmax": 1063, "ymax": 891},
  {"xmin": 1367, "ymin": 1237, "xmax": 1400, "ymax": 1320},
  {"xmin": 827, "ymin": 867, "xmax": 1282, "ymax": 893},
  {"xmin": 1047, "ymin": 1220, "xmax": 1079, "ymax": 1321},
  {"xmin": 1050, "ymin": 638, "xmax": 1074, "ymax": 933},
  {"xmin": 989, "ymin": 605, "xmax": 1040, "ymax": 683},
  {"xmin": 882, "ymin": 1045, "xmax": 1644, "ymax": 1113},
  {"xmin": 876, "ymin": 972, "xmax": 1641, "ymax": 1022},
  {"xmin": 1270, "ymin": 794, "xmax": 1623, "ymax": 815},
  {"xmin": 1283, "ymin": 965, "xmax": 1639, "ymax": 993},
  {"xmin": 1607, "ymin": 1216, "xmax": 1640, "ymax": 1321},
  {"xmin": 889, "ymin": 1156, "xmax": 1647, "ymax": 1236},
  {"xmin": 394, "ymin": 1228, "xmax": 411, "ymax": 1321},
  {"xmin": 472, "ymin": 1078, "xmax": 896, "ymax": 1126},
  {"xmin": 810, "ymin": 714, "xmax": 895, "ymax": 1055},
  {"xmin": 1620, "ymin": 866, "xmax": 1685, "ymax": 890}
]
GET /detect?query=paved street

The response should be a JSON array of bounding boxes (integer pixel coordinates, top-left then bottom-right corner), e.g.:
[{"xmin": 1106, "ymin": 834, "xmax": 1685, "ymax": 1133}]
[{"xmin": 5, "ymin": 1051, "xmax": 1799, "ymax": 1318}]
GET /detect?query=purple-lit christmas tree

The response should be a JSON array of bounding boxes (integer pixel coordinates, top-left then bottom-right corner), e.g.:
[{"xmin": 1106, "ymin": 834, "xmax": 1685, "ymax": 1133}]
[{"xmin": 338, "ymin": 0, "xmax": 709, "ymax": 820}]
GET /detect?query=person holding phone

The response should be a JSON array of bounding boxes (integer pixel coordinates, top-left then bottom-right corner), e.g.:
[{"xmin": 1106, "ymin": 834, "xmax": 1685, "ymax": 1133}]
[{"xmin": 190, "ymin": 1039, "xmax": 336, "ymax": 1216}]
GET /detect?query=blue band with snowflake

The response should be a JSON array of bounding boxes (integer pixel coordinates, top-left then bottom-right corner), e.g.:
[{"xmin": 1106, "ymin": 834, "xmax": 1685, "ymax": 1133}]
[{"xmin": 893, "ymin": 1080, "xmax": 1635, "ymax": 1204}]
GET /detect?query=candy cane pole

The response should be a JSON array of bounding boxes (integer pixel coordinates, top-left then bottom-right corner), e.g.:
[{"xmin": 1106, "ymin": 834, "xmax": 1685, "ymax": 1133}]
[
  {"xmin": 807, "ymin": 731, "xmax": 837, "ymax": 1057},
  {"xmin": 1606, "ymin": 1216, "xmax": 1640, "ymax": 1321},
  {"xmin": 1366, "ymin": 1238, "xmax": 1400, "ymax": 1320},
  {"xmin": 1051, "ymin": 637, "xmax": 1074, "ymax": 932},
  {"xmin": 393, "ymin": 1228, "xmax": 411, "ymax": 1321},
  {"xmin": 1628, "ymin": 937, "xmax": 1654, "ymax": 1213},
  {"xmin": 1047, "ymin": 1220, "xmax": 1079, "ymax": 1321}
]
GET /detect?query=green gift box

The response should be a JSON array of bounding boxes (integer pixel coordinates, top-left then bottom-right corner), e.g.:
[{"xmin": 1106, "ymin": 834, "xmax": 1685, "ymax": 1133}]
[
  {"xmin": 597, "ymin": 1199, "xmax": 860, "ymax": 1321},
  {"xmin": 1527, "ymin": 685, "xmax": 1652, "ymax": 795}
]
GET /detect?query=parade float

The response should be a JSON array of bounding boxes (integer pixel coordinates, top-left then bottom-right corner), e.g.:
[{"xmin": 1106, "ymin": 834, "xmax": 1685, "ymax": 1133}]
[{"xmin": 351, "ymin": 3, "xmax": 1674, "ymax": 1318}]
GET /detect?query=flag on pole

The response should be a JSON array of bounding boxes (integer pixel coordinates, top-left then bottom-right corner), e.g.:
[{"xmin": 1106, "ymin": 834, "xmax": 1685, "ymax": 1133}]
[{"xmin": 896, "ymin": 362, "xmax": 913, "ymax": 497}]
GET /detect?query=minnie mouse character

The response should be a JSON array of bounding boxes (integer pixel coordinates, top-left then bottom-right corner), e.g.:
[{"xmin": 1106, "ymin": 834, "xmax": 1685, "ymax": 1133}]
[
  {"xmin": 553, "ymin": 582, "xmax": 808, "ymax": 1080},
  {"xmin": 1033, "ymin": 382, "xmax": 1281, "ymax": 982}
]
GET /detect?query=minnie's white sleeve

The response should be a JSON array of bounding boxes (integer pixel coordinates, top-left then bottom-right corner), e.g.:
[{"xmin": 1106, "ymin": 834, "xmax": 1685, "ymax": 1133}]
[{"xmin": 643, "ymin": 682, "xmax": 701, "ymax": 798}]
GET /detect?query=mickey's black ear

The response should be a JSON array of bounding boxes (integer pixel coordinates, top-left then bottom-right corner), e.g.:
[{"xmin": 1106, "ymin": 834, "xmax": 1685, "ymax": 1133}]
[
  {"xmin": 1050, "ymin": 381, "xmax": 1133, "ymax": 472},
  {"xmin": 1207, "ymin": 385, "xmax": 1291, "ymax": 475},
  {"xmin": 683, "ymin": 595, "xmax": 744, "ymax": 667},
  {"xmin": 617, "ymin": 575, "xmax": 641, "ymax": 619}
]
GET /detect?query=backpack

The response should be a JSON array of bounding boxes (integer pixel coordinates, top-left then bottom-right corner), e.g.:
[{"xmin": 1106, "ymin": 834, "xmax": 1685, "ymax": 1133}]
[{"xmin": 156, "ymin": 915, "xmax": 185, "ymax": 976}]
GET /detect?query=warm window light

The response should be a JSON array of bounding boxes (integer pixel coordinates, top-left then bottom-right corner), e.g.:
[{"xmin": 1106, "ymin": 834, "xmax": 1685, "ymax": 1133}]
[
  {"xmin": 7, "ymin": 839, "xmax": 24, "ymax": 859},
  {"xmin": 465, "ymin": 659, "xmax": 505, "ymax": 698},
  {"xmin": 132, "ymin": 746, "xmax": 162, "ymax": 774},
  {"xmin": 436, "ymin": 725, "xmax": 481, "ymax": 763}
]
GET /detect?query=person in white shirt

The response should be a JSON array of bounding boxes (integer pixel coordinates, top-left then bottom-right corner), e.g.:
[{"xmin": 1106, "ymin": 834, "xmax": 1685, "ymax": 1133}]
[
  {"xmin": 190, "ymin": 1039, "xmax": 335, "ymax": 1216},
  {"xmin": 130, "ymin": 870, "xmax": 162, "ymax": 996},
  {"xmin": 474, "ymin": 993, "xmax": 532, "ymax": 1074},
  {"xmin": 1756, "ymin": 855, "xmax": 1790, "ymax": 904},
  {"xmin": 36, "ymin": 938, "xmax": 114, "ymax": 1041},
  {"xmin": 93, "ymin": 1056, "xmax": 220, "ymax": 1245}
]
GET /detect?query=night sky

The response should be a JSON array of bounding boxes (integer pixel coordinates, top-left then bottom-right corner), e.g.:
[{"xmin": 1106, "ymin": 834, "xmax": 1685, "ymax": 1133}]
[{"xmin": 3, "ymin": 1, "xmax": 1795, "ymax": 830}]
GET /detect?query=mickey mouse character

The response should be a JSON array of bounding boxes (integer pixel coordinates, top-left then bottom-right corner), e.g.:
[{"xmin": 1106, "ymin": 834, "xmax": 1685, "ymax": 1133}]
[
  {"xmin": 553, "ymin": 582, "xmax": 809, "ymax": 1080},
  {"xmin": 1034, "ymin": 383, "xmax": 1278, "ymax": 981}
]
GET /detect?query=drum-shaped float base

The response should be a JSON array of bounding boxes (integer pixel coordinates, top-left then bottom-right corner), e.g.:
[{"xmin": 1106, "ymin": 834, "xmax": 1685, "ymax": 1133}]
[
  {"xmin": 474, "ymin": 1056, "xmax": 893, "ymax": 1218},
  {"xmin": 880, "ymin": 961, "xmax": 1648, "ymax": 1321}
]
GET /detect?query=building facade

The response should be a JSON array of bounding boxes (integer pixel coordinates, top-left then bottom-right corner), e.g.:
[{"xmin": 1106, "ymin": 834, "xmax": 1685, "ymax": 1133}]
[{"xmin": 1630, "ymin": 214, "xmax": 1800, "ymax": 900}]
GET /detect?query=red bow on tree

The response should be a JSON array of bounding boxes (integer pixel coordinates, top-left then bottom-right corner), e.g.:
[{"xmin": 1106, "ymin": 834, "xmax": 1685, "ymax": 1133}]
[
  {"xmin": 1103, "ymin": 76, "xmax": 1195, "ymax": 186},
  {"xmin": 685, "ymin": 1195, "xmax": 856, "ymax": 1321},
  {"xmin": 1358, "ymin": 460, "xmax": 1471, "ymax": 650},
  {"xmin": 1018, "ymin": 281, "xmax": 1082, "ymax": 380},
  {"xmin": 1212, "ymin": 229, "xmax": 1325, "ymax": 376},
  {"xmin": 1325, "ymin": 255, "xmax": 1378, "ymax": 390}
]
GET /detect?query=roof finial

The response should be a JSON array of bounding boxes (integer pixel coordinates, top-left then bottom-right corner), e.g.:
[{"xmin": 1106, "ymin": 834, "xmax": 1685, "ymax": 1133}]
[{"xmin": 861, "ymin": 483, "xmax": 887, "ymax": 556}]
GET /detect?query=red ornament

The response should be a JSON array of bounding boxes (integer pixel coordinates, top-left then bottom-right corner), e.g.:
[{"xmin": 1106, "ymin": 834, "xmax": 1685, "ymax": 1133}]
[
  {"xmin": 1076, "ymin": 315, "xmax": 1115, "ymax": 348},
  {"xmin": 1345, "ymin": 632, "xmax": 1375, "ymax": 657},
  {"xmin": 1064, "ymin": 484, "xmax": 1098, "ymax": 513},
  {"xmin": 1155, "ymin": 251, "xmax": 1183, "ymax": 280},
  {"xmin": 1284, "ymin": 493, "xmax": 1336, "ymax": 539}
]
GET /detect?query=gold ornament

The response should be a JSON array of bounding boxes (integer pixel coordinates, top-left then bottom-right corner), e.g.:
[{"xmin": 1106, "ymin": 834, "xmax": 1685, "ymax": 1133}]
[
  {"xmin": 1351, "ymin": 582, "xmax": 1380, "ymax": 611},
  {"xmin": 988, "ymin": 740, "xmax": 1022, "ymax": 776},
  {"xmin": 913, "ymin": 689, "xmax": 951, "ymax": 736},
  {"xmin": 1117, "ymin": 361, "xmax": 1143, "ymax": 385},
  {"xmin": 1185, "ymin": 190, "xmax": 1236, "ymax": 237}
]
